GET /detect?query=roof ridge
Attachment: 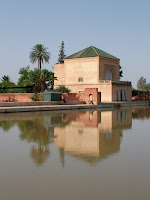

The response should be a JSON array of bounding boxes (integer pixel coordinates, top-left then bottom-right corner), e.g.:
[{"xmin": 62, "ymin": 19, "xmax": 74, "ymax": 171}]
[
  {"xmin": 91, "ymin": 46, "xmax": 99, "ymax": 56},
  {"xmin": 79, "ymin": 46, "xmax": 91, "ymax": 57},
  {"xmin": 65, "ymin": 46, "xmax": 119, "ymax": 60}
]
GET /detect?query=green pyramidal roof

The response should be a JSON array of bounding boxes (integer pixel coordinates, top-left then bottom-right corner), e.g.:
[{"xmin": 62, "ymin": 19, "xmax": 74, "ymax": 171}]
[{"xmin": 65, "ymin": 46, "xmax": 119, "ymax": 60}]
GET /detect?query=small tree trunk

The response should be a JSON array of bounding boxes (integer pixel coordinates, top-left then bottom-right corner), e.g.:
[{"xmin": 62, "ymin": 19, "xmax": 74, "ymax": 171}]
[
  {"xmin": 38, "ymin": 59, "xmax": 40, "ymax": 70},
  {"xmin": 41, "ymin": 82, "xmax": 47, "ymax": 92},
  {"xmin": 40, "ymin": 59, "xmax": 42, "ymax": 70}
]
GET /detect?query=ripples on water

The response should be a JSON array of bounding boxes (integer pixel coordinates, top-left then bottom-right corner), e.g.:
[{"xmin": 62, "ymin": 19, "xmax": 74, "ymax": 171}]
[{"xmin": 0, "ymin": 107, "xmax": 150, "ymax": 200}]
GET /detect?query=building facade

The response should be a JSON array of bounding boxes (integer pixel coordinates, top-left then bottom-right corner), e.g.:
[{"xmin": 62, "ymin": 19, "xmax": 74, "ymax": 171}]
[{"xmin": 54, "ymin": 46, "xmax": 132, "ymax": 102}]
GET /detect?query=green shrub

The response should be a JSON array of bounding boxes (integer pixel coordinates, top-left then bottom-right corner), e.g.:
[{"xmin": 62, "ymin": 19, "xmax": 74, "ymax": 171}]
[
  {"xmin": 56, "ymin": 85, "xmax": 71, "ymax": 93},
  {"xmin": 30, "ymin": 93, "xmax": 43, "ymax": 101},
  {"xmin": 132, "ymin": 89, "xmax": 138, "ymax": 96}
]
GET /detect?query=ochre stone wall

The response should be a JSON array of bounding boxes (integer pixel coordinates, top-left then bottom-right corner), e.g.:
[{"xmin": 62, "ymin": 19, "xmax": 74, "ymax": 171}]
[
  {"xmin": 65, "ymin": 57, "xmax": 99, "ymax": 85},
  {"xmin": 54, "ymin": 56, "xmax": 125, "ymax": 102},
  {"xmin": 0, "ymin": 93, "xmax": 33, "ymax": 102},
  {"xmin": 97, "ymin": 83, "xmax": 112, "ymax": 102},
  {"xmin": 62, "ymin": 88, "xmax": 101, "ymax": 105},
  {"xmin": 112, "ymin": 83, "xmax": 132, "ymax": 101},
  {"xmin": 54, "ymin": 57, "xmax": 99, "ymax": 87},
  {"xmin": 54, "ymin": 63, "xmax": 65, "ymax": 86},
  {"xmin": 99, "ymin": 57, "xmax": 120, "ymax": 81},
  {"xmin": 61, "ymin": 83, "xmax": 112, "ymax": 102}
]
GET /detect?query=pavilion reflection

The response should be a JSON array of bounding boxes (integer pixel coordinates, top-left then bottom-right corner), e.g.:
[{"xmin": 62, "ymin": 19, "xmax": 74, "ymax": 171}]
[
  {"xmin": 1, "ymin": 108, "xmax": 149, "ymax": 166},
  {"xmin": 54, "ymin": 109, "xmax": 132, "ymax": 165}
]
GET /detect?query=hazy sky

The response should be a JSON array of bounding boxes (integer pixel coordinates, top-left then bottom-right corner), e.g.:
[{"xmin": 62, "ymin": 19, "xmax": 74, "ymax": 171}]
[{"xmin": 0, "ymin": 0, "xmax": 150, "ymax": 88}]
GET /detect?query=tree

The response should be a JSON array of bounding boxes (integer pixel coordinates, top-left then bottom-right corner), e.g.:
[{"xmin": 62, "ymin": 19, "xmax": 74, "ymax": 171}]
[
  {"xmin": 56, "ymin": 85, "xmax": 71, "ymax": 93},
  {"xmin": 58, "ymin": 41, "xmax": 66, "ymax": 63},
  {"xmin": 146, "ymin": 82, "xmax": 150, "ymax": 91},
  {"xmin": 1, "ymin": 75, "xmax": 10, "ymax": 83},
  {"xmin": 0, "ymin": 75, "xmax": 16, "ymax": 93},
  {"xmin": 23, "ymin": 68, "xmax": 41, "ymax": 93},
  {"xmin": 119, "ymin": 65, "xmax": 123, "ymax": 79},
  {"xmin": 17, "ymin": 66, "xmax": 32, "ymax": 93},
  {"xmin": 29, "ymin": 44, "xmax": 50, "ymax": 70},
  {"xmin": 137, "ymin": 77, "xmax": 147, "ymax": 90},
  {"xmin": 23, "ymin": 68, "xmax": 56, "ymax": 93},
  {"xmin": 18, "ymin": 66, "xmax": 30, "ymax": 85},
  {"xmin": 39, "ymin": 69, "xmax": 56, "ymax": 91}
]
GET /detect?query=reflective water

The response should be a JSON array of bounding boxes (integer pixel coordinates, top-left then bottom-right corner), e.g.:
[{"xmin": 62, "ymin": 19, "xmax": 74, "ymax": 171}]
[{"xmin": 0, "ymin": 107, "xmax": 150, "ymax": 200}]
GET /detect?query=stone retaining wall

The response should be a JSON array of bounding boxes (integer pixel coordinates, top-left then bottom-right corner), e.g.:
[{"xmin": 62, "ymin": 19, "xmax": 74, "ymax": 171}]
[
  {"xmin": 0, "ymin": 93, "xmax": 33, "ymax": 102},
  {"xmin": 0, "ymin": 88, "xmax": 101, "ymax": 105},
  {"xmin": 62, "ymin": 88, "xmax": 101, "ymax": 105}
]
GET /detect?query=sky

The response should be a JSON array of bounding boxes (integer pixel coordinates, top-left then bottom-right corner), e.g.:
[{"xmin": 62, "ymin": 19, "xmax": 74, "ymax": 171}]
[{"xmin": 0, "ymin": 0, "xmax": 150, "ymax": 88}]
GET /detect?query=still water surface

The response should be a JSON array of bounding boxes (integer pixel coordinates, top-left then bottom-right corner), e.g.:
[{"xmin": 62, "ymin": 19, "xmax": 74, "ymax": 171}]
[{"xmin": 0, "ymin": 107, "xmax": 150, "ymax": 200}]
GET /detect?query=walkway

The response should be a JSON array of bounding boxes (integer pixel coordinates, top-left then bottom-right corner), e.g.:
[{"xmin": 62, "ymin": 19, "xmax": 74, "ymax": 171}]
[{"xmin": 0, "ymin": 101, "xmax": 149, "ymax": 113}]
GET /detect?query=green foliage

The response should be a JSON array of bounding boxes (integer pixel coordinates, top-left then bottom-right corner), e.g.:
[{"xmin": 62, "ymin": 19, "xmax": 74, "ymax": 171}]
[
  {"xmin": 58, "ymin": 41, "xmax": 66, "ymax": 63},
  {"xmin": 17, "ymin": 66, "xmax": 33, "ymax": 93},
  {"xmin": 23, "ymin": 68, "xmax": 41, "ymax": 92},
  {"xmin": 30, "ymin": 93, "xmax": 43, "ymax": 101},
  {"xmin": 146, "ymin": 82, "xmax": 150, "ymax": 90},
  {"xmin": 29, "ymin": 44, "xmax": 50, "ymax": 70},
  {"xmin": 56, "ymin": 85, "xmax": 71, "ymax": 93},
  {"xmin": 137, "ymin": 77, "xmax": 147, "ymax": 90},
  {"xmin": 17, "ymin": 67, "xmax": 56, "ymax": 93},
  {"xmin": 18, "ymin": 66, "xmax": 30, "ymax": 85},
  {"xmin": 0, "ymin": 120, "xmax": 16, "ymax": 131},
  {"xmin": 132, "ymin": 88, "xmax": 149, "ymax": 97},
  {"xmin": 40, "ymin": 69, "xmax": 57, "ymax": 91},
  {"xmin": 1, "ymin": 75, "xmax": 10, "ymax": 83},
  {"xmin": 132, "ymin": 88, "xmax": 138, "ymax": 96},
  {"xmin": 0, "ymin": 75, "xmax": 17, "ymax": 93}
]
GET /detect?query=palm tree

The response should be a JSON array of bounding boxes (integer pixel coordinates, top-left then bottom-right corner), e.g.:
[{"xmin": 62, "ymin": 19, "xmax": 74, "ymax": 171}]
[
  {"xmin": 29, "ymin": 44, "xmax": 50, "ymax": 70},
  {"xmin": 40, "ymin": 69, "xmax": 56, "ymax": 92},
  {"xmin": 23, "ymin": 68, "xmax": 56, "ymax": 93},
  {"xmin": 1, "ymin": 75, "xmax": 10, "ymax": 83}
]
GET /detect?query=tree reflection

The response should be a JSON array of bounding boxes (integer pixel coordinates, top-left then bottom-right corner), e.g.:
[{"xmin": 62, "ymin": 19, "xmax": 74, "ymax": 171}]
[
  {"xmin": 30, "ymin": 145, "xmax": 50, "ymax": 166},
  {"xmin": 18, "ymin": 118, "xmax": 52, "ymax": 165},
  {"xmin": 0, "ymin": 107, "xmax": 150, "ymax": 166},
  {"xmin": 17, "ymin": 115, "xmax": 67, "ymax": 166},
  {"xmin": 18, "ymin": 119, "xmax": 51, "ymax": 145},
  {"xmin": 0, "ymin": 120, "xmax": 16, "ymax": 132}
]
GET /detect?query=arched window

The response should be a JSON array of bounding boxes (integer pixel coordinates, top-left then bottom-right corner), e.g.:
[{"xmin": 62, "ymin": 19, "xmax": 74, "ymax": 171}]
[
  {"xmin": 120, "ymin": 89, "xmax": 124, "ymax": 101},
  {"xmin": 124, "ymin": 90, "xmax": 127, "ymax": 101},
  {"xmin": 89, "ymin": 94, "xmax": 93, "ymax": 104},
  {"xmin": 106, "ymin": 70, "xmax": 112, "ymax": 80},
  {"xmin": 117, "ymin": 89, "xmax": 120, "ymax": 101}
]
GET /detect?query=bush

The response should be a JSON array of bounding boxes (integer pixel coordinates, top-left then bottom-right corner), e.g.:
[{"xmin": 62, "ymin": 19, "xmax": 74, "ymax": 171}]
[
  {"xmin": 30, "ymin": 93, "xmax": 43, "ymax": 101},
  {"xmin": 56, "ymin": 85, "xmax": 71, "ymax": 93},
  {"xmin": 0, "ymin": 82, "xmax": 17, "ymax": 93},
  {"xmin": 132, "ymin": 89, "xmax": 138, "ymax": 97}
]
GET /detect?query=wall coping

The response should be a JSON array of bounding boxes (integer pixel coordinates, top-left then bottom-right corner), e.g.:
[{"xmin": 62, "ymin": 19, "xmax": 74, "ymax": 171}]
[{"xmin": 0, "ymin": 93, "xmax": 34, "ymax": 95}]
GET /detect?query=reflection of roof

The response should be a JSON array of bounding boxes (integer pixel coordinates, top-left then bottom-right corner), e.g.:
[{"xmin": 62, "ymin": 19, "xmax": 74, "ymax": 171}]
[
  {"xmin": 66, "ymin": 151, "xmax": 119, "ymax": 165},
  {"xmin": 66, "ymin": 46, "xmax": 119, "ymax": 60}
]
